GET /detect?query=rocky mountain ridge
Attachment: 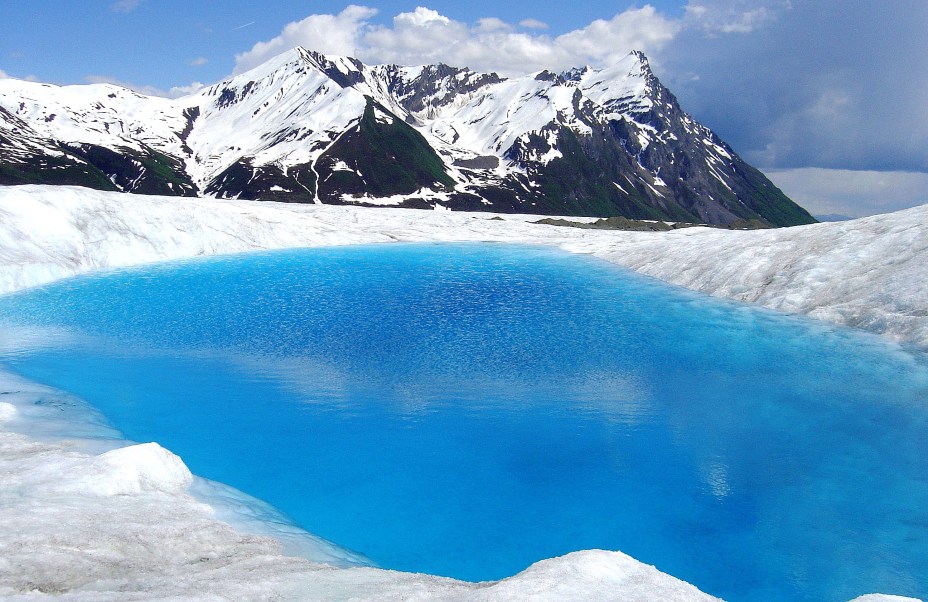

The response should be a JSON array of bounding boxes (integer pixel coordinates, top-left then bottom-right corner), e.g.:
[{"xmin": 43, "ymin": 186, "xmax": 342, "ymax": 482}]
[{"xmin": 0, "ymin": 47, "xmax": 816, "ymax": 226}]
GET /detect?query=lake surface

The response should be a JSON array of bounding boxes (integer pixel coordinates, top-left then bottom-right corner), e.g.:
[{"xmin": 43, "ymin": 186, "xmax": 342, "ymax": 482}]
[{"xmin": 0, "ymin": 244, "xmax": 925, "ymax": 601}]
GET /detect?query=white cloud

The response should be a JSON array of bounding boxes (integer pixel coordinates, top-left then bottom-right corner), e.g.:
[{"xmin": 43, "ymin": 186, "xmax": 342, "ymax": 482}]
[
  {"xmin": 0, "ymin": 69, "xmax": 8, "ymax": 79},
  {"xmin": 764, "ymin": 168, "xmax": 928, "ymax": 217},
  {"xmin": 361, "ymin": 7, "xmax": 471, "ymax": 67},
  {"xmin": 234, "ymin": 5, "xmax": 377, "ymax": 74},
  {"xmin": 233, "ymin": 5, "xmax": 682, "ymax": 77},
  {"xmin": 396, "ymin": 6, "xmax": 449, "ymax": 27},
  {"xmin": 111, "ymin": 0, "xmax": 143, "ymax": 13},
  {"xmin": 519, "ymin": 18, "xmax": 548, "ymax": 30},
  {"xmin": 555, "ymin": 6, "xmax": 681, "ymax": 65},
  {"xmin": 190, "ymin": 57, "xmax": 208, "ymax": 67}
]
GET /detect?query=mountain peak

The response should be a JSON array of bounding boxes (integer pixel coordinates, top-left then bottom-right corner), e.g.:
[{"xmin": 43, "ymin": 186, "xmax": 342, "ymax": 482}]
[
  {"xmin": 630, "ymin": 50, "xmax": 650, "ymax": 65},
  {"xmin": 629, "ymin": 50, "xmax": 657, "ymax": 82}
]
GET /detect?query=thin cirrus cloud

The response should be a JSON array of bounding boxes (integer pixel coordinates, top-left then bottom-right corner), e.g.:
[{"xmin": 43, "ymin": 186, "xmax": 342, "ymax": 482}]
[
  {"xmin": 684, "ymin": 0, "xmax": 782, "ymax": 34},
  {"xmin": 518, "ymin": 18, "xmax": 548, "ymax": 30},
  {"xmin": 110, "ymin": 0, "xmax": 143, "ymax": 13}
]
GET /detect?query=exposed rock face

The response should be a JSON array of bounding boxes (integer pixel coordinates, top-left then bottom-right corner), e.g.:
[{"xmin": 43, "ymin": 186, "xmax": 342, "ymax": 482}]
[{"xmin": 0, "ymin": 47, "xmax": 815, "ymax": 226}]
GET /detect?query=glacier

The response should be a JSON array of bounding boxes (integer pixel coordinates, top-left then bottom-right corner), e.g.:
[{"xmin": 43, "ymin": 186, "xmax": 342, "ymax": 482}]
[{"xmin": 0, "ymin": 183, "xmax": 925, "ymax": 600}]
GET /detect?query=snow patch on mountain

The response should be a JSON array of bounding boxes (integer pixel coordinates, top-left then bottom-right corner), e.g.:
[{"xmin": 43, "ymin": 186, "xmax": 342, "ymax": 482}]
[
  {"xmin": 184, "ymin": 49, "xmax": 369, "ymax": 188},
  {"xmin": 574, "ymin": 52, "xmax": 654, "ymax": 117},
  {"xmin": 0, "ymin": 80, "xmax": 186, "ymax": 157}
]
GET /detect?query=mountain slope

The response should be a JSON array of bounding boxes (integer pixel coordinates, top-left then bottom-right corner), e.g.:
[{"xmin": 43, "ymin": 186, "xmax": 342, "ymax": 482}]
[{"xmin": 0, "ymin": 47, "xmax": 815, "ymax": 226}]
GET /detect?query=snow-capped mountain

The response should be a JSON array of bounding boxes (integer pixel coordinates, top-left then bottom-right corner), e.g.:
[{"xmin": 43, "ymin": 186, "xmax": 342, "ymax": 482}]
[{"xmin": 0, "ymin": 47, "xmax": 815, "ymax": 226}]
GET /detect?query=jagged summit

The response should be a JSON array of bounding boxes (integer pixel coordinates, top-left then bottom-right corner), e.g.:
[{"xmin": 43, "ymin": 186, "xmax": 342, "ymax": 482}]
[{"xmin": 0, "ymin": 48, "xmax": 815, "ymax": 226}]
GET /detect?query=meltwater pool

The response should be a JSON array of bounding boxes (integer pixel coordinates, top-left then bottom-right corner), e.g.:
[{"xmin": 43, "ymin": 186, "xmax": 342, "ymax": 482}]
[{"xmin": 0, "ymin": 244, "xmax": 925, "ymax": 601}]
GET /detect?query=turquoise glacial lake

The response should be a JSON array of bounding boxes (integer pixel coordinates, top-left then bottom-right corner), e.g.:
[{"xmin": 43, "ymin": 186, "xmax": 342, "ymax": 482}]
[{"xmin": 0, "ymin": 244, "xmax": 925, "ymax": 601}]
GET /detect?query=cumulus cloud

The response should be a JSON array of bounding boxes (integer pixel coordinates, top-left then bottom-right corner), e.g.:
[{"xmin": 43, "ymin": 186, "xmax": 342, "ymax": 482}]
[
  {"xmin": 189, "ymin": 57, "xmax": 208, "ymax": 67},
  {"xmin": 555, "ymin": 6, "xmax": 680, "ymax": 66},
  {"xmin": 234, "ymin": 5, "xmax": 680, "ymax": 77},
  {"xmin": 764, "ymin": 168, "xmax": 928, "ymax": 217},
  {"xmin": 361, "ymin": 7, "xmax": 471, "ymax": 67},
  {"xmin": 0, "ymin": 69, "xmax": 8, "ymax": 79},
  {"xmin": 234, "ymin": 5, "xmax": 377, "ymax": 74}
]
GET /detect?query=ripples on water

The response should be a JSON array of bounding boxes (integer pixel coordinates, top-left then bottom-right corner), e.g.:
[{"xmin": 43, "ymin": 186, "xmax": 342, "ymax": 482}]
[{"xmin": 0, "ymin": 244, "xmax": 926, "ymax": 601}]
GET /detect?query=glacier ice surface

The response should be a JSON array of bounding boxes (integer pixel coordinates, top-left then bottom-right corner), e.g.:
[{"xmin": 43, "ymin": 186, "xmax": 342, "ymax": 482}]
[{"xmin": 0, "ymin": 184, "xmax": 925, "ymax": 599}]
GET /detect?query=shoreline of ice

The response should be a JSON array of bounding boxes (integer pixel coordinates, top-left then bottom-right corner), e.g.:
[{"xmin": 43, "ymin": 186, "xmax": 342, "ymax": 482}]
[
  {"xmin": 1, "ymin": 184, "xmax": 926, "ymax": 600},
  {"xmin": 0, "ymin": 367, "xmax": 724, "ymax": 600},
  {"xmin": 2, "ymin": 185, "xmax": 926, "ymax": 351}
]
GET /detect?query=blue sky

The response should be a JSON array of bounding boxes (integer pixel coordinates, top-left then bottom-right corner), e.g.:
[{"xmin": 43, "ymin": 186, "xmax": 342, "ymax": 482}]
[{"xmin": 2, "ymin": 1, "xmax": 927, "ymax": 217}]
